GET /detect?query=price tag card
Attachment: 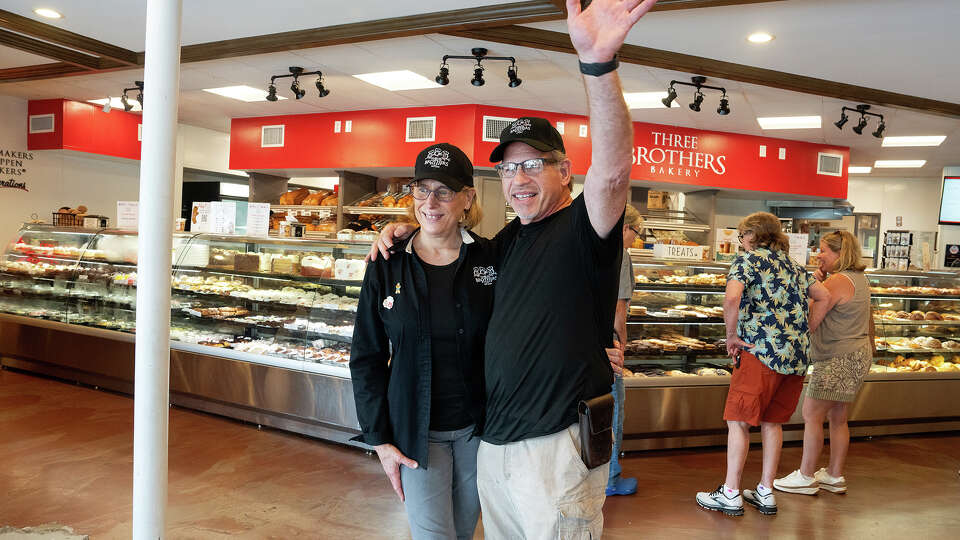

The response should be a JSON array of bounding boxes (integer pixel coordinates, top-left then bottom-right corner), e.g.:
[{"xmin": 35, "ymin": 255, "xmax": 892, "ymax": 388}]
[
  {"xmin": 787, "ymin": 233, "xmax": 809, "ymax": 266},
  {"xmin": 211, "ymin": 201, "xmax": 236, "ymax": 234},
  {"xmin": 191, "ymin": 202, "xmax": 211, "ymax": 232},
  {"xmin": 116, "ymin": 201, "xmax": 139, "ymax": 229},
  {"xmin": 246, "ymin": 202, "xmax": 270, "ymax": 237}
]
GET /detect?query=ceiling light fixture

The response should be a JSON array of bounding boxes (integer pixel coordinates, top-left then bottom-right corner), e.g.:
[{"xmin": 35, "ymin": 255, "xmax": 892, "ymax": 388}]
[
  {"xmin": 113, "ymin": 81, "xmax": 144, "ymax": 112},
  {"xmin": 874, "ymin": 160, "xmax": 926, "ymax": 168},
  {"xmin": 203, "ymin": 85, "xmax": 284, "ymax": 102},
  {"xmin": 267, "ymin": 66, "xmax": 329, "ymax": 101},
  {"xmin": 436, "ymin": 48, "xmax": 521, "ymax": 88},
  {"xmin": 353, "ymin": 70, "xmax": 440, "ymax": 91},
  {"xmin": 33, "ymin": 8, "xmax": 62, "ymax": 19},
  {"xmin": 756, "ymin": 116, "xmax": 821, "ymax": 130},
  {"xmin": 662, "ymin": 76, "xmax": 729, "ymax": 116},
  {"xmin": 747, "ymin": 32, "xmax": 774, "ymax": 44},
  {"xmin": 881, "ymin": 135, "xmax": 947, "ymax": 147},
  {"xmin": 101, "ymin": 98, "xmax": 111, "ymax": 113},
  {"xmin": 836, "ymin": 104, "xmax": 885, "ymax": 139},
  {"xmin": 848, "ymin": 166, "xmax": 872, "ymax": 174},
  {"xmin": 623, "ymin": 91, "xmax": 679, "ymax": 109}
]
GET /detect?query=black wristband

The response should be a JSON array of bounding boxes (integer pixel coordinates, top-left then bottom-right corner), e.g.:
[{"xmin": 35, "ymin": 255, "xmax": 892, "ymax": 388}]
[{"xmin": 578, "ymin": 55, "xmax": 619, "ymax": 77}]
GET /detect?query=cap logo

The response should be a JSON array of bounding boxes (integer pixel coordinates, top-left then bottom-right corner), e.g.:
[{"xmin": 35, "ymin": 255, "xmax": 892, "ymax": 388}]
[
  {"xmin": 424, "ymin": 148, "xmax": 451, "ymax": 168},
  {"xmin": 509, "ymin": 118, "xmax": 531, "ymax": 134}
]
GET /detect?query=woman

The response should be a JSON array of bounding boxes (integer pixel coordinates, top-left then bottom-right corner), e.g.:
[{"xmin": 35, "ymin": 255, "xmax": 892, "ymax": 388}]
[
  {"xmin": 696, "ymin": 212, "xmax": 830, "ymax": 517},
  {"xmin": 774, "ymin": 230, "xmax": 873, "ymax": 496},
  {"xmin": 350, "ymin": 143, "xmax": 496, "ymax": 540}
]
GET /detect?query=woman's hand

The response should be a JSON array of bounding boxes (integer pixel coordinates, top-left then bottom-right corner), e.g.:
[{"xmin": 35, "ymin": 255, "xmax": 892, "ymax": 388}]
[
  {"xmin": 374, "ymin": 443, "xmax": 419, "ymax": 502},
  {"xmin": 606, "ymin": 340, "xmax": 624, "ymax": 374},
  {"xmin": 726, "ymin": 336, "xmax": 753, "ymax": 359}
]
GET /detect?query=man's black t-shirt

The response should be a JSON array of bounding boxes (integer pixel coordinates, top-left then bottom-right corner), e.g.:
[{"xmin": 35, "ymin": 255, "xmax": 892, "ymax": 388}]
[{"xmin": 483, "ymin": 193, "xmax": 622, "ymax": 444}]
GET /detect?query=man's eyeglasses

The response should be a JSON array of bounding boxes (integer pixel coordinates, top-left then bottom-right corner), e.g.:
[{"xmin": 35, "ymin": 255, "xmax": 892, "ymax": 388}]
[
  {"xmin": 494, "ymin": 158, "xmax": 559, "ymax": 179},
  {"xmin": 410, "ymin": 183, "xmax": 457, "ymax": 202}
]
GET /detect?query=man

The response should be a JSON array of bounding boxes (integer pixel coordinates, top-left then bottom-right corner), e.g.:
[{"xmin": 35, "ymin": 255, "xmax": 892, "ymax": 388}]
[
  {"xmin": 371, "ymin": 1, "xmax": 659, "ymax": 535},
  {"xmin": 605, "ymin": 204, "xmax": 644, "ymax": 497}
]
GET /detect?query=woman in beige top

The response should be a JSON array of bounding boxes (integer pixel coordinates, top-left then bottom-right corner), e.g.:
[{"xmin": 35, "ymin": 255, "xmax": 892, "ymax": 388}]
[{"xmin": 774, "ymin": 231, "xmax": 874, "ymax": 496}]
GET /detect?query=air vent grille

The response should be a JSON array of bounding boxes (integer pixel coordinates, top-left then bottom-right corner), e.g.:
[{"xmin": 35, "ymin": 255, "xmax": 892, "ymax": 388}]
[
  {"xmin": 261, "ymin": 125, "xmax": 285, "ymax": 147},
  {"xmin": 406, "ymin": 117, "xmax": 436, "ymax": 142},
  {"xmin": 483, "ymin": 116, "xmax": 517, "ymax": 142},
  {"xmin": 28, "ymin": 114, "xmax": 55, "ymax": 134},
  {"xmin": 817, "ymin": 152, "xmax": 843, "ymax": 176}
]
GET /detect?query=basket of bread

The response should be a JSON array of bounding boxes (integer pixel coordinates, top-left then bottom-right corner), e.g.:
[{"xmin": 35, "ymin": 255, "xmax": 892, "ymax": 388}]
[{"xmin": 52, "ymin": 205, "xmax": 92, "ymax": 226}]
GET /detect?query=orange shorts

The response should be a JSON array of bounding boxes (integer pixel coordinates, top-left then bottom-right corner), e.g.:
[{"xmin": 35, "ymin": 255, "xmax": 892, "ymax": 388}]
[{"xmin": 723, "ymin": 350, "xmax": 804, "ymax": 426}]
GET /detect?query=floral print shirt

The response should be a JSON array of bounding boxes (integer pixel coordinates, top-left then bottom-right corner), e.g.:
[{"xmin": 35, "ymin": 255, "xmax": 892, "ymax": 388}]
[{"xmin": 728, "ymin": 247, "xmax": 813, "ymax": 375}]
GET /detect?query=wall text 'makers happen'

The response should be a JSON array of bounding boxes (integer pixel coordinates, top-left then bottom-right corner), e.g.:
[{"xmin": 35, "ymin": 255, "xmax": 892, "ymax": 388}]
[{"xmin": 632, "ymin": 131, "xmax": 727, "ymax": 178}]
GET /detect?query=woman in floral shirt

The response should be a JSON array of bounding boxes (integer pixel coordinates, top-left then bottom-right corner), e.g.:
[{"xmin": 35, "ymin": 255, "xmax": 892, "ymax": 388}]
[{"xmin": 696, "ymin": 212, "xmax": 830, "ymax": 517}]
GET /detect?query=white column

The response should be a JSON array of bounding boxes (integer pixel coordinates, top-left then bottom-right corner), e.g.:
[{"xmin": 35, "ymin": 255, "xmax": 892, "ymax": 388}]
[{"xmin": 132, "ymin": 0, "xmax": 182, "ymax": 538}]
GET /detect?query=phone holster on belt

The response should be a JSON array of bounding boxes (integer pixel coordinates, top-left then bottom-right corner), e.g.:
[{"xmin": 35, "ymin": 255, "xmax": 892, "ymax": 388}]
[{"xmin": 577, "ymin": 393, "xmax": 614, "ymax": 469}]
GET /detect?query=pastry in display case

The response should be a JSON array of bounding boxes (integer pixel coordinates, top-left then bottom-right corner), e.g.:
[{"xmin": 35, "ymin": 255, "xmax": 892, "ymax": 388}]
[
  {"xmin": 868, "ymin": 268, "xmax": 960, "ymax": 375},
  {"xmin": 0, "ymin": 224, "xmax": 373, "ymax": 374},
  {"xmin": 624, "ymin": 259, "xmax": 732, "ymax": 379}
]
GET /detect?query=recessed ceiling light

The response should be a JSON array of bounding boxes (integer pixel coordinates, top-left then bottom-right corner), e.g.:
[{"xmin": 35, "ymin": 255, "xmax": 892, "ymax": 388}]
[
  {"xmin": 88, "ymin": 97, "xmax": 141, "ymax": 112},
  {"xmin": 352, "ymin": 70, "xmax": 441, "ymax": 91},
  {"xmin": 624, "ymin": 92, "xmax": 679, "ymax": 109},
  {"xmin": 203, "ymin": 85, "xmax": 286, "ymax": 102},
  {"xmin": 880, "ymin": 135, "xmax": 947, "ymax": 147},
  {"xmin": 756, "ymin": 116, "xmax": 821, "ymax": 130},
  {"xmin": 747, "ymin": 32, "xmax": 774, "ymax": 44},
  {"xmin": 34, "ymin": 8, "xmax": 62, "ymax": 19},
  {"xmin": 874, "ymin": 160, "xmax": 926, "ymax": 168},
  {"xmin": 848, "ymin": 166, "xmax": 872, "ymax": 174}
]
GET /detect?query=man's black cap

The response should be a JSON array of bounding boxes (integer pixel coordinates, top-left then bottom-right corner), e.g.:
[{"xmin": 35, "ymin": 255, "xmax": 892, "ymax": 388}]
[
  {"xmin": 489, "ymin": 117, "xmax": 566, "ymax": 163},
  {"xmin": 412, "ymin": 143, "xmax": 474, "ymax": 191}
]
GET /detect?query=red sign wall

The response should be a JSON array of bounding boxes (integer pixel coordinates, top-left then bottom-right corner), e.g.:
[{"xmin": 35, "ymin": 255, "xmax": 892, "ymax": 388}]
[{"xmin": 27, "ymin": 99, "xmax": 142, "ymax": 161}]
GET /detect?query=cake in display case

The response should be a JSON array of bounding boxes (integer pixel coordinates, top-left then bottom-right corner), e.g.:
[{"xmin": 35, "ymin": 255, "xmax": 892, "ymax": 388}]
[{"xmin": 0, "ymin": 224, "xmax": 370, "ymax": 374}]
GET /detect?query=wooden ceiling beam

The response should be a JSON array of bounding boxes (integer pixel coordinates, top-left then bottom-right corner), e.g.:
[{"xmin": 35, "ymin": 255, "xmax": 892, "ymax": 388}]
[
  {"xmin": 0, "ymin": 62, "xmax": 86, "ymax": 82},
  {"xmin": 0, "ymin": 8, "xmax": 138, "ymax": 65},
  {"xmin": 445, "ymin": 26, "xmax": 960, "ymax": 119},
  {"xmin": 0, "ymin": 28, "xmax": 100, "ymax": 70},
  {"xmin": 650, "ymin": 0, "xmax": 786, "ymax": 11},
  {"xmin": 179, "ymin": 0, "xmax": 564, "ymax": 63}
]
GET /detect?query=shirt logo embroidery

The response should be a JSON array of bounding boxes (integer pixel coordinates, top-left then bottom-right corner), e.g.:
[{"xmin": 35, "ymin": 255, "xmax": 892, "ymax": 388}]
[
  {"xmin": 395, "ymin": 282, "xmax": 401, "ymax": 295},
  {"xmin": 383, "ymin": 295, "xmax": 395, "ymax": 309},
  {"xmin": 473, "ymin": 266, "xmax": 497, "ymax": 286},
  {"xmin": 423, "ymin": 148, "xmax": 451, "ymax": 168},
  {"xmin": 509, "ymin": 118, "xmax": 531, "ymax": 134}
]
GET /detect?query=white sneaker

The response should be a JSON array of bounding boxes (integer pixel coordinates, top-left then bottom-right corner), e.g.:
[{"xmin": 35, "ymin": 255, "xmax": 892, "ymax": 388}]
[
  {"xmin": 743, "ymin": 485, "xmax": 778, "ymax": 515},
  {"xmin": 696, "ymin": 484, "xmax": 744, "ymax": 516},
  {"xmin": 773, "ymin": 469, "xmax": 820, "ymax": 495},
  {"xmin": 814, "ymin": 468, "xmax": 848, "ymax": 494}
]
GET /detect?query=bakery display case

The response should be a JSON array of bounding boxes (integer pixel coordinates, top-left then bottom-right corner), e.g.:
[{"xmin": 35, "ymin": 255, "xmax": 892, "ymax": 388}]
[
  {"xmin": 620, "ymin": 256, "xmax": 960, "ymax": 451},
  {"xmin": 0, "ymin": 223, "xmax": 371, "ymax": 446}
]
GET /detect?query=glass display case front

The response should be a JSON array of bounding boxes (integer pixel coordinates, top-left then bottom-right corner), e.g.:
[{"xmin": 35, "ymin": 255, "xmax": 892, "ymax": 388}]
[
  {"xmin": 869, "ymin": 268, "xmax": 960, "ymax": 375},
  {"xmin": 0, "ymin": 224, "xmax": 370, "ymax": 375}
]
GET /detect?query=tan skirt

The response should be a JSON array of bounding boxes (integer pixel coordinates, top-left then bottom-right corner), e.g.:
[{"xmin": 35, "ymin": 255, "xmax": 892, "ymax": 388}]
[{"xmin": 806, "ymin": 345, "xmax": 872, "ymax": 402}]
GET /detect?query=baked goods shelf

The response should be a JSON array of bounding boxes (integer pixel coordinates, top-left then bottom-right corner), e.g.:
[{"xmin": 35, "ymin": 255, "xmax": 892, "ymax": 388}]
[
  {"xmin": 634, "ymin": 284, "xmax": 725, "ymax": 294},
  {"xmin": 627, "ymin": 316, "xmax": 724, "ymax": 325},
  {"xmin": 871, "ymin": 293, "xmax": 960, "ymax": 301},
  {"xmin": 172, "ymin": 288, "xmax": 357, "ymax": 316},
  {"xmin": 873, "ymin": 319, "xmax": 960, "ymax": 326},
  {"xmin": 342, "ymin": 206, "xmax": 410, "ymax": 216},
  {"xmin": 175, "ymin": 266, "xmax": 362, "ymax": 287},
  {"xmin": 625, "ymin": 349, "xmax": 726, "ymax": 357},
  {"xmin": 177, "ymin": 310, "xmax": 353, "ymax": 344},
  {"xmin": 270, "ymin": 205, "xmax": 336, "ymax": 212}
]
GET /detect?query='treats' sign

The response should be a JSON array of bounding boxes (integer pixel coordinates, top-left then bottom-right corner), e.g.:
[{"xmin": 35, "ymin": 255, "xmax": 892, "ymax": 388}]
[
  {"xmin": 653, "ymin": 243, "xmax": 705, "ymax": 261},
  {"xmin": 630, "ymin": 122, "xmax": 849, "ymax": 199},
  {"xmin": 0, "ymin": 148, "xmax": 34, "ymax": 192}
]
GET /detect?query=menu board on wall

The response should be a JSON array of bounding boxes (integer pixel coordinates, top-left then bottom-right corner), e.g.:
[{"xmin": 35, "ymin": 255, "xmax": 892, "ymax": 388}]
[{"xmin": 116, "ymin": 201, "xmax": 139, "ymax": 229}]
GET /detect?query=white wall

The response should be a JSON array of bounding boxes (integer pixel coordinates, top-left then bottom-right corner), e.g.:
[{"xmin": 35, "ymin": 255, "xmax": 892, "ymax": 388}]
[
  {"xmin": 846, "ymin": 177, "xmax": 941, "ymax": 235},
  {"xmin": 0, "ymin": 95, "xmax": 234, "ymax": 241}
]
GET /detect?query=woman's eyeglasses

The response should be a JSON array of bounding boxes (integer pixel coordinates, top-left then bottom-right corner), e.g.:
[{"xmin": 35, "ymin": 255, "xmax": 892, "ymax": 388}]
[
  {"xmin": 410, "ymin": 183, "xmax": 457, "ymax": 202},
  {"xmin": 494, "ymin": 158, "xmax": 559, "ymax": 179}
]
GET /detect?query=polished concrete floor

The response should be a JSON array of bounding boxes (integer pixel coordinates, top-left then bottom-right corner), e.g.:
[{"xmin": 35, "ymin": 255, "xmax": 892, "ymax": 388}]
[{"xmin": 1, "ymin": 368, "xmax": 959, "ymax": 539}]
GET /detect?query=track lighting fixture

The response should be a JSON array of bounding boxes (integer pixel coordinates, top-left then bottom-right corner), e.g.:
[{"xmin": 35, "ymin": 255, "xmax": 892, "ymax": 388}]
[
  {"xmin": 435, "ymin": 65, "xmax": 450, "ymax": 86},
  {"xmin": 662, "ymin": 76, "xmax": 729, "ymax": 116},
  {"xmin": 436, "ymin": 48, "xmax": 522, "ymax": 88},
  {"xmin": 471, "ymin": 65, "xmax": 485, "ymax": 87},
  {"xmin": 507, "ymin": 63, "xmax": 522, "ymax": 88},
  {"xmin": 872, "ymin": 121, "xmax": 886, "ymax": 139},
  {"xmin": 834, "ymin": 112, "xmax": 849, "ymax": 129},
  {"xmin": 266, "ymin": 66, "xmax": 330, "ymax": 101},
  {"xmin": 689, "ymin": 91, "xmax": 704, "ymax": 112},
  {"xmin": 315, "ymin": 77, "xmax": 330, "ymax": 98},
  {"xmin": 662, "ymin": 86, "xmax": 678, "ymax": 108},
  {"xmin": 118, "ymin": 80, "xmax": 144, "ymax": 111},
  {"xmin": 717, "ymin": 94, "xmax": 730, "ymax": 116},
  {"xmin": 835, "ymin": 104, "xmax": 885, "ymax": 139}
]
